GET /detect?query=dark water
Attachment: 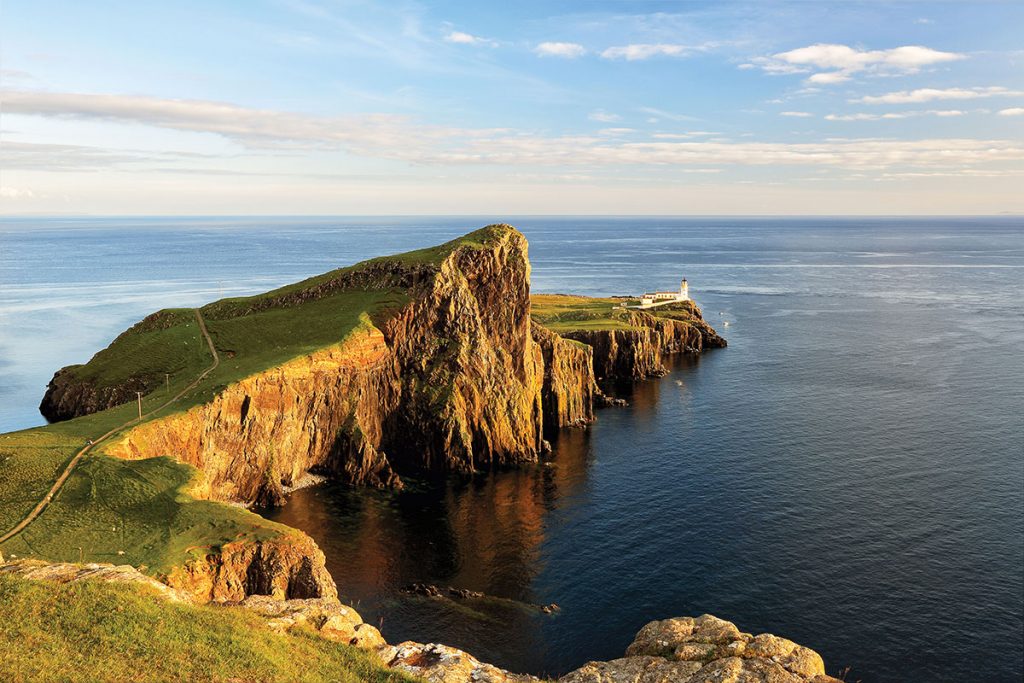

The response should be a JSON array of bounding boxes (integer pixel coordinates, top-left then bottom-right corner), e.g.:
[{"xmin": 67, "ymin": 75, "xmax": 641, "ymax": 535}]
[{"xmin": 2, "ymin": 217, "xmax": 1022, "ymax": 681}]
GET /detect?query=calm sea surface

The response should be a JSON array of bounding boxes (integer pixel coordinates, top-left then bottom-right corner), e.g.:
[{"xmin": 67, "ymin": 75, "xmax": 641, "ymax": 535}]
[{"xmin": 1, "ymin": 217, "xmax": 1022, "ymax": 681}]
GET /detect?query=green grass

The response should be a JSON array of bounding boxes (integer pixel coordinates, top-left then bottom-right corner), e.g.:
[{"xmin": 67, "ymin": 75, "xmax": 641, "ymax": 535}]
[
  {"xmin": 531, "ymin": 294, "xmax": 701, "ymax": 334},
  {"xmin": 530, "ymin": 294, "xmax": 636, "ymax": 332},
  {"xmin": 0, "ymin": 453, "xmax": 295, "ymax": 575},
  {"xmin": 0, "ymin": 572, "xmax": 419, "ymax": 683}
]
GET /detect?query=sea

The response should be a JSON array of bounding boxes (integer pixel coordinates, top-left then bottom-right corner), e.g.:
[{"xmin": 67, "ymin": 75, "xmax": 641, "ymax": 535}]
[{"xmin": 1, "ymin": 216, "xmax": 1021, "ymax": 682}]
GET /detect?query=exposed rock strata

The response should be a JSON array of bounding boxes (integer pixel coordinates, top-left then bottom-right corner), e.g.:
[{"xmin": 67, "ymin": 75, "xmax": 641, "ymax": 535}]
[
  {"xmin": 106, "ymin": 227, "xmax": 546, "ymax": 504},
  {"xmin": 563, "ymin": 302, "xmax": 726, "ymax": 383},
  {"xmin": 0, "ymin": 559, "xmax": 186, "ymax": 602},
  {"xmin": 161, "ymin": 536, "xmax": 338, "ymax": 603},
  {"xmin": 533, "ymin": 324, "xmax": 600, "ymax": 430}
]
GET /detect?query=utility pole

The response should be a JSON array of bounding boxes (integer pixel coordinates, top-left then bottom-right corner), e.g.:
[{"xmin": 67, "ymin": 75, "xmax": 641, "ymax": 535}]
[
  {"xmin": 136, "ymin": 391, "xmax": 143, "ymax": 421},
  {"xmin": 166, "ymin": 373, "xmax": 170, "ymax": 394}
]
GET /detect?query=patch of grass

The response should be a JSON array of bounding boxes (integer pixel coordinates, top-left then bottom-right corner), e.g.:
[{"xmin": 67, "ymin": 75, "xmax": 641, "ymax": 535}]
[
  {"xmin": 67, "ymin": 308, "xmax": 208, "ymax": 389},
  {"xmin": 0, "ymin": 573, "xmax": 420, "ymax": 683},
  {"xmin": 530, "ymin": 294, "xmax": 636, "ymax": 332},
  {"xmin": 0, "ymin": 430, "xmax": 78, "ymax": 533},
  {"xmin": 0, "ymin": 453, "xmax": 295, "ymax": 575}
]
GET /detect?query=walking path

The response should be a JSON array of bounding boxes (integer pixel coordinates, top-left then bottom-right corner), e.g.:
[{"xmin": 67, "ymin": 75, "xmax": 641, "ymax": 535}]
[{"xmin": 0, "ymin": 309, "xmax": 220, "ymax": 545}]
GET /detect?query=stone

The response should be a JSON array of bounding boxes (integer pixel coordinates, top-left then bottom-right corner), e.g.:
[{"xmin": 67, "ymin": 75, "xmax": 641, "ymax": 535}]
[
  {"xmin": 559, "ymin": 656, "xmax": 703, "ymax": 683},
  {"xmin": 379, "ymin": 642, "xmax": 540, "ymax": 683}
]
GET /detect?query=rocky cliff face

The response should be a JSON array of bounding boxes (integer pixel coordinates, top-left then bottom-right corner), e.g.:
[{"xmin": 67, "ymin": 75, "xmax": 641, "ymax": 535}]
[
  {"xmin": 533, "ymin": 324, "xmax": 599, "ymax": 430},
  {"xmin": 162, "ymin": 535, "xmax": 338, "ymax": 603},
  {"xmin": 564, "ymin": 302, "xmax": 726, "ymax": 383},
  {"xmin": 46, "ymin": 226, "xmax": 724, "ymax": 508},
  {"xmin": 106, "ymin": 226, "xmax": 545, "ymax": 505},
  {"xmin": 39, "ymin": 367, "xmax": 149, "ymax": 423}
]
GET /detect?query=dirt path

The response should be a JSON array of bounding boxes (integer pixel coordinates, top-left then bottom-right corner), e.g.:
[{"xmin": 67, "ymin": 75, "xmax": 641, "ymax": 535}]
[{"xmin": 0, "ymin": 309, "xmax": 220, "ymax": 545}]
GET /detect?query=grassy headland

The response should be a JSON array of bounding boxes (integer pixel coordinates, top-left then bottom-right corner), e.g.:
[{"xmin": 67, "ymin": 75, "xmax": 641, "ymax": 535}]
[{"xmin": 0, "ymin": 226, "xmax": 513, "ymax": 570}]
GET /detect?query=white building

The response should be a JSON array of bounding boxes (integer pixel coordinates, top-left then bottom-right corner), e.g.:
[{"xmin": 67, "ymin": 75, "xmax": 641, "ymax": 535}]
[{"xmin": 635, "ymin": 279, "xmax": 690, "ymax": 308}]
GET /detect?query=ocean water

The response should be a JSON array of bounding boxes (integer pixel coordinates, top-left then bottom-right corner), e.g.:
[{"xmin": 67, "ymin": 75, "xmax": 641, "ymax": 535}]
[{"xmin": 1, "ymin": 217, "xmax": 1022, "ymax": 681}]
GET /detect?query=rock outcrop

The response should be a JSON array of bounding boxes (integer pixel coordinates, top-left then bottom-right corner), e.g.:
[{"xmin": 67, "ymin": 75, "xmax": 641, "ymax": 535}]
[
  {"xmin": 563, "ymin": 302, "xmax": 726, "ymax": 383},
  {"xmin": 561, "ymin": 614, "xmax": 843, "ymax": 683},
  {"xmin": 0, "ymin": 559, "xmax": 187, "ymax": 602},
  {"xmin": 533, "ymin": 324, "xmax": 600, "ymax": 430},
  {"xmin": 162, "ymin": 536, "xmax": 338, "ymax": 603}
]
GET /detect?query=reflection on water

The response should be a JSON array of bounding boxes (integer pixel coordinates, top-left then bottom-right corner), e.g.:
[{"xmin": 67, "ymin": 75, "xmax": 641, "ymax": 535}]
[
  {"xmin": 263, "ymin": 359, "xmax": 700, "ymax": 676},
  {"xmin": 266, "ymin": 427, "xmax": 599, "ymax": 675}
]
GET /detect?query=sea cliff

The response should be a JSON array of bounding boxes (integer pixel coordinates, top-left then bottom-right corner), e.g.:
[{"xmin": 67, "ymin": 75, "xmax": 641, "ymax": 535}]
[{"xmin": 40, "ymin": 225, "xmax": 724, "ymax": 509}]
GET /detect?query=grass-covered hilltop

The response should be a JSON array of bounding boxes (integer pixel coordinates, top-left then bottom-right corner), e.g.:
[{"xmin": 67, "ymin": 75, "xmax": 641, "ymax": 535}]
[
  {"xmin": 1, "ymin": 224, "xmax": 724, "ymax": 603},
  {"xmin": 0, "ymin": 223, "xmax": 865, "ymax": 683}
]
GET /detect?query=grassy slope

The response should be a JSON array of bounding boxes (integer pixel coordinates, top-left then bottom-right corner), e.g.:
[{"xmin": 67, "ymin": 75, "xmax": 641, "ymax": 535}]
[
  {"xmin": 530, "ymin": 294, "xmax": 636, "ymax": 332},
  {"xmin": 0, "ymin": 225, "xmax": 512, "ymax": 569},
  {"xmin": 0, "ymin": 573, "xmax": 418, "ymax": 683},
  {"xmin": 530, "ymin": 294, "xmax": 698, "ymax": 334}
]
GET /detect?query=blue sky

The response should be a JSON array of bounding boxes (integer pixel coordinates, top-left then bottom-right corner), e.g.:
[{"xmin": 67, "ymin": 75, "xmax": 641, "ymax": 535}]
[{"xmin": 2, "ymin": 0, "xmax": 1023, "ymax": 214}]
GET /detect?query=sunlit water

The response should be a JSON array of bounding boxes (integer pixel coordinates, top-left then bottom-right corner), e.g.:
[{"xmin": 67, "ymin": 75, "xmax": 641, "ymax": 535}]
[{"xmin": 1, "ymin": 217, "xmax": 1021, "ymax": 681}]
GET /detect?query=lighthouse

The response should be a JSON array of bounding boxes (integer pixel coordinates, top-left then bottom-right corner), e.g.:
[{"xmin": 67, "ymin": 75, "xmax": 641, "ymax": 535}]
[{"xmin": 680, "ymin": 278, "xmax": 689, "ymax": 301}]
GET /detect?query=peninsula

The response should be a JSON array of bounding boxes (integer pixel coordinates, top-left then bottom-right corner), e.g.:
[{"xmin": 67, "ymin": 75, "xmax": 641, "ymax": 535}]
[{"xmin": 0, "ymin": 225, "xmax": 853, "ymax": 683}]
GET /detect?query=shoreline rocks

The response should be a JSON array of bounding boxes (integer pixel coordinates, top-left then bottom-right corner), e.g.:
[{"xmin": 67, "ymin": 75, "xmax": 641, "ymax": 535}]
[{"xmin": 1, "ymin": 559, "xmax": 844, "ymax": 683}]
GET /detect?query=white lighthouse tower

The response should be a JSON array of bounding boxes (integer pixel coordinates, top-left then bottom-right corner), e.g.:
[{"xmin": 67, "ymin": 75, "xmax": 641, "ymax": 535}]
[{"xmin": 680, "ymin": 278, "xmax": 690, "ymax": 301}]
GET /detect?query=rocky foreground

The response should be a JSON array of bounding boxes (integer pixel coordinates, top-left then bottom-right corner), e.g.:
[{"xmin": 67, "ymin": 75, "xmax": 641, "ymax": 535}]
[{"xmin": 1, "ymin": 558, "xmax": 843, "ymax": 683}]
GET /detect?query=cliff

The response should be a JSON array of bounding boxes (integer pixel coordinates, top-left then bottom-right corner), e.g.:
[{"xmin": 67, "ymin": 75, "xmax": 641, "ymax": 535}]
[
  {"xmin": 99, "ymin": 225, "xmax": 545, "ymax": 504},
  {"xmin": 38, "ymin": 226, "xmax": 724, "ymax": 509},
  {"xmin": 561, "ymin": 302, "xmax": 726, "ymax": 382},
  {"xmin": 162, "ymin": 535, "xmax": 338, "ymax": 603}
]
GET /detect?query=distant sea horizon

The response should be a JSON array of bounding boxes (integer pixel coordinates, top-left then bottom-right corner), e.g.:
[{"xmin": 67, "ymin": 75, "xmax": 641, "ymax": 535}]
[{"xmin": 2, "ymin": 216, "xmax": 1021, "ymax": 682}]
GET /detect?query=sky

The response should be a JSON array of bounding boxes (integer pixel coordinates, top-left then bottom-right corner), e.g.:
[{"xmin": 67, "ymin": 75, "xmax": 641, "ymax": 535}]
[{"xmin": 1, "ymin": 0, "xmax": 1023, "ymax": 215}]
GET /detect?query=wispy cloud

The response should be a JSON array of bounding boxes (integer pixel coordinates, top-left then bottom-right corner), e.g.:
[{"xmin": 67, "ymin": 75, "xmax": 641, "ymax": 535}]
[
  {"xmin": 588, "ymin": 110, "xmax": 621, "ymax": 123},
  {"xmin": 826, "ymin": 110, "xmax": 966, "ymax": 121},
  {"xmin": 7, "ymin": 89, "xmax": 1023, "ymax": 172},
  {"xmin": 443, "ymin": 30, "xmax": 495, "ymax": 47},
  {"xmin": 748, "ymin": 43, "xmax": 964, "ymax": 84},
  {"xmin": 601, "ymin": 44, "xmax": 690, "ymax": 61},
  {"xmin": 998, "ymin": 107, "xmax": 1024, "ymax": 116},
  {"xmin": 780, "ymin": 111, "xmax": 813, "ymax": 118},
  {"xmin": 534, "ymin": 42, "xmax": 585, "ymax": 58},
  {"xmin": 855, "ymin": 86, "xmax": 1024, "ymax": 104}
]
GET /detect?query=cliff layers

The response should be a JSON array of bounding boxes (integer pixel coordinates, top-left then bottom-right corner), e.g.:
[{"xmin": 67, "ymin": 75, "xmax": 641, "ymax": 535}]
[
  {"xmin": 561, "ymin": 302, "xmax": 726, "ymax": 383},
  {"xmin": 101, "ymin": 226, "xmax": 546, "ymax": 504}
]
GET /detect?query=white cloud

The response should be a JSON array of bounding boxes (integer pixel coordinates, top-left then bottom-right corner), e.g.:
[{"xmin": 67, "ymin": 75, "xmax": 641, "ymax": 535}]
[
  {"xmin": 999, "ymin": 107, "xmax": 1024, "ymax": 116},
  {"xmin": 601, "ymin": 44, "xmax": 689, "ymax": 61},
  {"xmin": 6, "ymin": 89, "xmax": 1023, "ymax": 172},
  {"xmin": 807, "ymin": 71, "xmax": 851, "ymax": 85},
  {"xmin": 588, "ymin": 110, "xmax": 621, "ymax": 123},
  {"xmin": 825, "ymin": 109, "xmax": 967, "ymax": 121},
  {"xmin": 597, "ymin": 128, "xmax": 635, "ymax": 136},
  {"xmin": 534, "ymin": 42, "xmax": 585, "ymax": 58},
  {"xmin": 780, "ymin": 111, "xmax": 813, "ymax": 118},
  {"xmin": 856, "ymin": 86, "xmax": 1024, "ymax": 104},
  {"xmin": 751, "ymin": 43, "xmax": 964, "ymax": 85},
  {"xmin": 0, "ymin": 186, "xmax": 36, "ymax": 199},
  {"xmin": 443, "ymin": 31, "xmax": 494, "ymax": 47}
]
